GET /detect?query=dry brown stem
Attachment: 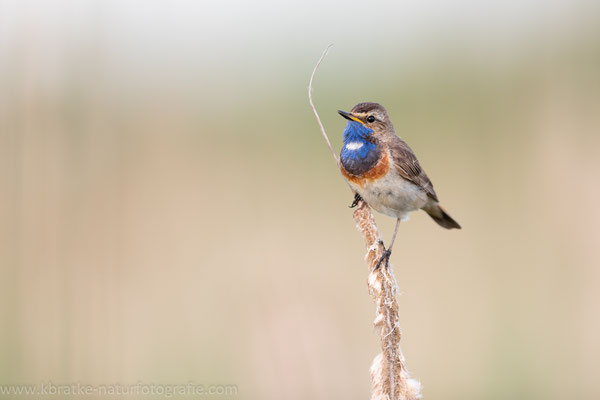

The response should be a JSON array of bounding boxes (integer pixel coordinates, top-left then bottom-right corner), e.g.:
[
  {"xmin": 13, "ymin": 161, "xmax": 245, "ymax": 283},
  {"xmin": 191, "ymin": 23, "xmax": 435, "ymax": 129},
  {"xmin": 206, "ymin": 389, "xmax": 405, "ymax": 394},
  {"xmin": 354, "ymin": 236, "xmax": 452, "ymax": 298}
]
[
  {"xmin": 308, "ymin": 46, "xmax": 422, "ymax": 400},
  {"xmin": 353, "ymin": 202, "xmax": 422, "ymax": 400},
  {"xmin": 308, "ymin": 44, "xmax": 339, "ymax": 165}
]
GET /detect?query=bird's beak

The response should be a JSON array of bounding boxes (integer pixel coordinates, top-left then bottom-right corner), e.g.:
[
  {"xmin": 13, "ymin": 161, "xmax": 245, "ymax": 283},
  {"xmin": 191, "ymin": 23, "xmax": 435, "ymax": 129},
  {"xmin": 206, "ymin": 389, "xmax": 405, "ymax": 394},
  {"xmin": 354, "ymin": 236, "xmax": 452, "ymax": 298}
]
[{"xmin": 338, "ymin": 110, "xmax": 364, "ymax": 124}]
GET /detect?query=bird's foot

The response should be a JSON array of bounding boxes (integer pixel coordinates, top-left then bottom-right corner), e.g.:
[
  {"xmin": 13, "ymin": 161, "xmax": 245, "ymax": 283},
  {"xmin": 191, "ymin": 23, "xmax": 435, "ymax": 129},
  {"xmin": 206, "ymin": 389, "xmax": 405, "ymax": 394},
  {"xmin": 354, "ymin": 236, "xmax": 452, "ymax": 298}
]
[
  {"xmin": 349, "ymin": 193, "xmax": 363, "ymax": 208},
  {"xmin": 374, "ymin": 240, "xmax": 391, "ymax": 271}
]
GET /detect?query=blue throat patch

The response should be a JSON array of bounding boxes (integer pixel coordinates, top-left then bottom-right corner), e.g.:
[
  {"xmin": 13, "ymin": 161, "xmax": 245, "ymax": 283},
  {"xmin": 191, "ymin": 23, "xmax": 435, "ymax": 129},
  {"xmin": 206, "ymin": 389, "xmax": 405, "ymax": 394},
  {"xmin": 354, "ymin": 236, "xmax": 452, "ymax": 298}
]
[{"xmin": 340, "ymin": 120, "xmax": 377, "ymax": 162}]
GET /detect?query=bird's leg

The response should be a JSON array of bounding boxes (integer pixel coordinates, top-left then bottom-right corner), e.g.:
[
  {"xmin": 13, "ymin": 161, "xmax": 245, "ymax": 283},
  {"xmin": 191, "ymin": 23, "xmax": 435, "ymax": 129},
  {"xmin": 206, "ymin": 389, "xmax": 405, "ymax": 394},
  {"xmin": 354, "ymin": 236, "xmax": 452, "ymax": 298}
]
[
  {"xmin": 374, "ymin": 218, "xmax": 401, "ymax": 271},
  {"xmin": 349, "ymin": 192, "xmax": 363, "ymax": 208}
]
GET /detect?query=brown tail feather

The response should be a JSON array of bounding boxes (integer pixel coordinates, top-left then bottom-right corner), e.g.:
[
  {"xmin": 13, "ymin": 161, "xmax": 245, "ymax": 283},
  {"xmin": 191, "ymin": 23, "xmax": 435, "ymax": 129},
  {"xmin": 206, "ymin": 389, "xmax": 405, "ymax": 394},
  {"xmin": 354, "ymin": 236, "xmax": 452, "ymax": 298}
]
[{"xmin": 424, "ymin": 203, "xmax": 461, "ymax": 229}]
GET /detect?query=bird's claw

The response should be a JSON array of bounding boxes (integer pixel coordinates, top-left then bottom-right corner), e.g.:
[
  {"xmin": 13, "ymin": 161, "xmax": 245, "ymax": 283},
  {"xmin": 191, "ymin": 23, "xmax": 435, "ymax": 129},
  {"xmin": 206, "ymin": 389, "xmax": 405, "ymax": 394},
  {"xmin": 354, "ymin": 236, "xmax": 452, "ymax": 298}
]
[
  {"xmin": 374, "ymin": 248, "xmax": 391, "ymax": 271},
  {"xmin": 349, "ymin": 193, "xmax": 363, "ymax": 208}
]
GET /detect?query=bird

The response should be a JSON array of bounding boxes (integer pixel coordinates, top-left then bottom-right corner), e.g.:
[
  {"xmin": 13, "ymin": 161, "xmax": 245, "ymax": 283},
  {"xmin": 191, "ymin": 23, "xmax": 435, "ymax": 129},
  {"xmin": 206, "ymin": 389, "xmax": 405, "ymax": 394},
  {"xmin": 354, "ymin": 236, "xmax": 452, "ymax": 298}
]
[{"xmin": 338, "ymin": 102, "xmax": 460, "ymax": 269}]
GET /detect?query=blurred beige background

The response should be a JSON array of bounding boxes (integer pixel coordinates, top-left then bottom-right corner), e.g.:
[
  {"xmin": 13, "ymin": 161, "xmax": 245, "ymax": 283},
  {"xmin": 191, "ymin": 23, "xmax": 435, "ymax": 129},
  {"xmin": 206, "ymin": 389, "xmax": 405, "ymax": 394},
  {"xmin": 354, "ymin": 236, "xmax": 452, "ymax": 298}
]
[{"xmin": 1, "ymin": 1, "xmax": 600, "ymax": 399}]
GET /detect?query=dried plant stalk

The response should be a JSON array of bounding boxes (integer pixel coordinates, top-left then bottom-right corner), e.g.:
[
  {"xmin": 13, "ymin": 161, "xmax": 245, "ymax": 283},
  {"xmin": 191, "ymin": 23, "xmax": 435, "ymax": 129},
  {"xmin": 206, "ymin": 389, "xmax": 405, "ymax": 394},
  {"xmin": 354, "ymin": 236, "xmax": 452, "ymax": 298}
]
[
  {"xmin": 309, "ymin": 45, "xmax": 422, "ymax": 400},
  {"xmin": 353, "ymin": 201, "xmax": 422, "ymax": 400}
]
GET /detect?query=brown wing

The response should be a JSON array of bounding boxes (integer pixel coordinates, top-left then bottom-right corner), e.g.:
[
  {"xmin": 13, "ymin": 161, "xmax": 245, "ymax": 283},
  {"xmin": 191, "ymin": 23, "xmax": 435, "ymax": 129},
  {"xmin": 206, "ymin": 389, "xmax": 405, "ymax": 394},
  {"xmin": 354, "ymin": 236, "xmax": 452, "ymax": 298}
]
[{"xmin": 388, "ymin": 136, "xmax": 438, "ymax": 201}]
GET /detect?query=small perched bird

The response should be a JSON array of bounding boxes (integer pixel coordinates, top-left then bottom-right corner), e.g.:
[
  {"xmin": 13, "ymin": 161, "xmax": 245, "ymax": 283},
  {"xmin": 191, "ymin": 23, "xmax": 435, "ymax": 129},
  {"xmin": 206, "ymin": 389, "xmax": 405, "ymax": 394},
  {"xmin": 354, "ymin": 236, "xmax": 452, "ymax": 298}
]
[{"xmin": 338, "ymin": 102, "xmax": 460, "ymax": 268}]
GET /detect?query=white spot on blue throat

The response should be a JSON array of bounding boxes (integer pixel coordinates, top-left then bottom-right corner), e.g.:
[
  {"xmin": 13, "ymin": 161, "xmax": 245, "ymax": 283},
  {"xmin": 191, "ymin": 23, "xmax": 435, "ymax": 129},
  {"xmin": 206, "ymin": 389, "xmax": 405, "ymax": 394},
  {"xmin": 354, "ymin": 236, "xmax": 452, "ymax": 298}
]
[
  {"xmin": 345, "ymin": 141, "xmax": 364, "ymax": 150},
  {"xmin": 341, "ymin": 120, "xmax": 377, "ymax": 162}
]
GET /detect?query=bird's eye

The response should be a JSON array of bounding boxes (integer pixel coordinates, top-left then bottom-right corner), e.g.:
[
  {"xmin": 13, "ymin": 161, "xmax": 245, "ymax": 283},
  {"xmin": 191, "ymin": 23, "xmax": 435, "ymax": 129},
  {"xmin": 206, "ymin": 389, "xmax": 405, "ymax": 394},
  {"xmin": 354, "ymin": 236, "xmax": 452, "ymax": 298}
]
[{"xmin": 367, "ymin": 116, "xmax": 376, "ymax": 123}]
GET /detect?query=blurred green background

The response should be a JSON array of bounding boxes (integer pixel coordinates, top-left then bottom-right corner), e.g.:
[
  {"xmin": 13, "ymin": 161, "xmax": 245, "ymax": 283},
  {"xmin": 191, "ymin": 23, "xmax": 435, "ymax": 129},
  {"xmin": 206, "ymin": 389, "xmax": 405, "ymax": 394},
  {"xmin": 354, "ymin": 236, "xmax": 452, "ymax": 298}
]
[{"xmin": 2, "ymin": 1, "xmax": 600, "ymax": 399}]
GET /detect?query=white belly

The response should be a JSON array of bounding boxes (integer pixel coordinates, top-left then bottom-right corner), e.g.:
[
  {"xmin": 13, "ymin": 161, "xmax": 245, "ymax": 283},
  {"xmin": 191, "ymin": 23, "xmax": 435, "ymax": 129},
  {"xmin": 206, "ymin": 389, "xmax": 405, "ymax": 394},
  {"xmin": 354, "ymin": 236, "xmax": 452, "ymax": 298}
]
[{"xmin": 348, "ymin": 169, "xmax": 429, "ymax": 219}]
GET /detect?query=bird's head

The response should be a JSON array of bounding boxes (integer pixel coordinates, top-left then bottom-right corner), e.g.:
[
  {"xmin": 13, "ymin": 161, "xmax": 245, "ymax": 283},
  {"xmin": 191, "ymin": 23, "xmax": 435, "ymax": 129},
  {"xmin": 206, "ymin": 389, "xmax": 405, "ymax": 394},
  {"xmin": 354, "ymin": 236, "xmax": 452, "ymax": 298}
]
[{"xmin": 337, "ymin": 102, "xmax": 393, "ymax": 136}]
